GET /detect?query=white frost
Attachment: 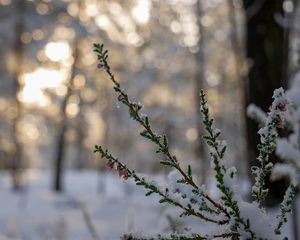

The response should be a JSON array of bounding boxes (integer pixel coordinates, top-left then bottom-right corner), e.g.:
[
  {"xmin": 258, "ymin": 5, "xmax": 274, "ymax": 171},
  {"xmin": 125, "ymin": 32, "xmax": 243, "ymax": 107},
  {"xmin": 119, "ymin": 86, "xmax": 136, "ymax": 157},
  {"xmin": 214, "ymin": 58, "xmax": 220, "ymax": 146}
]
[{"xmin": 239, "ymin": 201, "xmax": 279, "ymax": 240}]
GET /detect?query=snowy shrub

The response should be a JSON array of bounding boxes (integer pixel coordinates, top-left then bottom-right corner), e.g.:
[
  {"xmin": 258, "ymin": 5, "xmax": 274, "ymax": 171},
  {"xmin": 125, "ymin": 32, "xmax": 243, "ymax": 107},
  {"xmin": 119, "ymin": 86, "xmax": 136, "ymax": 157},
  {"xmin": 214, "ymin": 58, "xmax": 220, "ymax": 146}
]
[
  {"xmin": 93, "ymin": 43, "xmax": 295, "ymax": 240},
  {"xmin": 248, "ymin": 72, "xmax": 300, "ymax": 187}
]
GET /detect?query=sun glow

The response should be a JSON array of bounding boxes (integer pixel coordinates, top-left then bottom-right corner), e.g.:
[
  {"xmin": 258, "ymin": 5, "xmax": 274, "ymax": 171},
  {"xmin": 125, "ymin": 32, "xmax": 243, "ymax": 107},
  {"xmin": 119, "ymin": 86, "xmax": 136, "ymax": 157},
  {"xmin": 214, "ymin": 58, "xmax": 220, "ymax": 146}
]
[
  {"xmin": 19, "ymin": 68, "xmax": 67, "ymax": 106},
  {"xmin": 131, "ymin": 0, "xmax": 151, "ymax": 24},
  {"xmin": 45, "ymin": 41, "xmax": 71, "ymax": 62}
]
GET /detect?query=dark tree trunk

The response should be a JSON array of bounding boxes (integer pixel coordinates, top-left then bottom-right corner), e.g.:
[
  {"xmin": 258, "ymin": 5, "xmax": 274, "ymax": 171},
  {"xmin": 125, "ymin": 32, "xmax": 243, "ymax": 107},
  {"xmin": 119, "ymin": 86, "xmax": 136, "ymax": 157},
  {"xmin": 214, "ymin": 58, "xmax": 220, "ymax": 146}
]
[
  {"xmin": 75, "ymin": 117, "xmax": 85, "ymax": 170},
  {"xmin": 195, "ymin": 0, "xmax": 207, "ymax": 184},
  {"xmin": 53, "ymin": 41, "xmax": 80, "ymax": 192},
  {"xmin": 11, "ymin": 0, "xmax": 25, "ymax": 190},
  {"xmin": 54, "ymin": 119, "xmax": 67, "ymax": 192},
  {"xmin": 243, "ymin": 0, "xmax": 289, "ymax": 204},
  {"xmin": 227, "ymin": 0, "xmax": 249, "ymax": 178}
]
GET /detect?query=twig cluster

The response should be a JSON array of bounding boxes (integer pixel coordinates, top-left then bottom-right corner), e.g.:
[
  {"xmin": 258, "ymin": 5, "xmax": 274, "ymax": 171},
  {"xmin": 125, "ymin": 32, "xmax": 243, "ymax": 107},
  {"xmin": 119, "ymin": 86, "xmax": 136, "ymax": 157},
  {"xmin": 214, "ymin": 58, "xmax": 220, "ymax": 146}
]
[{"xmin": 93, "ymin": 43, "xmax": 294, "ymax": 240}]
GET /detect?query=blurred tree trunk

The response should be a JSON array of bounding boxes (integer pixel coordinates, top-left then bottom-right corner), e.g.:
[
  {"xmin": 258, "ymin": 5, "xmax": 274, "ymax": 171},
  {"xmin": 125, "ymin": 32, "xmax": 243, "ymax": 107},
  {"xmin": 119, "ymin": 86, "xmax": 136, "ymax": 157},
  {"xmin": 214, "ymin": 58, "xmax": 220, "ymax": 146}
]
[
  {"xmin": 195, "ymin": 0, "xmax": 207, "ymax": 184},
  {"xmin": 227, "ymin": 0, "xmax": 249, "ymax": 177},
  {"xmin": 11, "ymin": 0, "xmax": 25, "ymax": 190},
  {"xmin": 243, "ymin": 0, "xmax": 288, "ymax": 204},
  {"xmin": 227, "ymin": 0, "xmax": 248, "ymax": 91},
  {"xmin": 75, "ymin": 110, "xmax": 86, "ymax": 170},
  {"xmin": 53, "ymin": 41, "xmax": 80, "ymax": 192}
]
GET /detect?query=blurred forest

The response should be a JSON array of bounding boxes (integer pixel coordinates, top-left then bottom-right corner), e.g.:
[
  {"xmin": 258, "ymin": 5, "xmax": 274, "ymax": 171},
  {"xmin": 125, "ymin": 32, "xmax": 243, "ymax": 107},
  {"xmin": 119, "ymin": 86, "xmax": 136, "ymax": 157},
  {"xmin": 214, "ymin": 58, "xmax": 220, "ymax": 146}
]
[{"xmin": 0, "ymin": 0, "xmax": 299, "ymax": 193}]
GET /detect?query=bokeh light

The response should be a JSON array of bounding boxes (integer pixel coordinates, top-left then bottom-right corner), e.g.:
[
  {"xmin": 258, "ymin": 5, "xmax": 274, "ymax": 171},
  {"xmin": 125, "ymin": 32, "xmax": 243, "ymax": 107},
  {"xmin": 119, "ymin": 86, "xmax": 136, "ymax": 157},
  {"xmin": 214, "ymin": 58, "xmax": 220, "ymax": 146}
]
[
  {"xmin": 45, "ymin": 42, "xmax": 71, "ymax": 62},
  {"xmin": 19, "ymin": 68, "xmax": 67, "ymax": 105},
  {"xmin": 131, "ymin": 0, "xmax": 151, "ymax": 24}
]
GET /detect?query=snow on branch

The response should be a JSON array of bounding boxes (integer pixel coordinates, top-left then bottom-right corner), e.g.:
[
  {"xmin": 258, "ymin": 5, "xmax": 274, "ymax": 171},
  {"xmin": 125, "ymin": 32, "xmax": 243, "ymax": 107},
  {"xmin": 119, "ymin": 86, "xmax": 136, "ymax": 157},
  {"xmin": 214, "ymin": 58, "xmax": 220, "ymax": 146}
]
[
  {"xmin": 251, "ymin": 88, "xmax": 288, "ymax": 205},
  {"xmin": 249, "ymin": 73, "xmax": 300, "ymax": 189},
  {"xmin": 274, "ymin": 184, "xmax": 295, "ymax": 235},
  {"xmin": 247, "ymin": 104, "xmax": 267, "ymax": 127},
  {"xmin": 93, "ymin": 43, "xmax": 295, "ymax": 240}
]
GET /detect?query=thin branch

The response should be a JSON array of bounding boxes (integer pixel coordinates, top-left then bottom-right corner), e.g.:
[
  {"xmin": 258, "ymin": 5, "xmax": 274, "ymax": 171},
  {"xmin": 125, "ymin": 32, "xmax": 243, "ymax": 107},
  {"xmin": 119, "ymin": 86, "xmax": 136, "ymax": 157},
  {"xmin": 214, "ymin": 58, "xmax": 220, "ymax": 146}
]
[
  {"xmin": 94, "ymin": 146, "xmax": 228, "ymax": 225},
  {"xmin": 93, "ymin": 43, "xmax": 230, "ymax": 219}
]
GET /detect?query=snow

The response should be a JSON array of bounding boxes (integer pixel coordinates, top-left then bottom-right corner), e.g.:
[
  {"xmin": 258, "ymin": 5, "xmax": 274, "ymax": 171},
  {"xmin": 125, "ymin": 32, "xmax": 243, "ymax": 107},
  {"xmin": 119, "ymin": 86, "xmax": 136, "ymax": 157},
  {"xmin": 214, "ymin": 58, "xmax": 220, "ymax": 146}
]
[
  {"xmin": 272, "ymin": 164, "xmax": 299, "ymax": 186},
  {"xmin": 287, "ymin": 73, "xmax": 300, "ymax": 107},
  {"xmin": 0, "ymin": 170, "xmax": 297, "ymax": 240},
  {"xmin": 0, "ymin": 170, "xmax": 233, "ymax": 240},
  {"xmin": 239, "ymin": 201, "xmax": 279, "ymax": 239},
  {"xmin": 0, "ymin": 170, "xmax": 168, "ymax": 240},
  {"xmin": 247, "ymin": 104, "xmax": 267, "ymax": 126},
  {"xmin": 276, "ymin": 138, "xmax": 300, "ymax": 164}
]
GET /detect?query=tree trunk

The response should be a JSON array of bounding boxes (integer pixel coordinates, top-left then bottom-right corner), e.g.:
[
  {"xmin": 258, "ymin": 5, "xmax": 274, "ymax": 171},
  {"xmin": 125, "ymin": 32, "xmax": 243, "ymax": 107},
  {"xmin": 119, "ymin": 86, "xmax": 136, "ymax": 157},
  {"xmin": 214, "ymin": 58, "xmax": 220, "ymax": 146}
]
[
  {"xmin": 227, "ymin": 0, "xmax": 249, "ymax": 178},
  {"xmin": 53, "ymin": 41, "xmax": 80, "ymax": 192},
  {"xmin": 11, "ymin": 0, "xmax": 25, "ymax": 190},
  {"xmin": 195, "ymin": 0, "xmax": 208, "ymax": 184}
]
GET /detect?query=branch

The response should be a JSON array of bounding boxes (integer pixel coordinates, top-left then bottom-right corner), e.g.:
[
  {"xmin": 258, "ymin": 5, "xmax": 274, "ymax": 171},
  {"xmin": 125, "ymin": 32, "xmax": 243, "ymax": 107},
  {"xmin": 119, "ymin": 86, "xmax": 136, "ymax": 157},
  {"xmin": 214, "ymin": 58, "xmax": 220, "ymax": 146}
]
[
  {"xmin": 274, "ymin": 184, "xmax": 295, "ymax": 235},
  {"xmin": 93, "ymin": 43, "xmax": 229, "ymax": 219},
  {"xmin": 199, "ymin": 90, "xmax": 255, "ymax": 239},
  {"xmin": 94, "ymin": 146, "xmax": 227, "ymax": 225},
  {"xmin": 251, "ymin": 88, "xmax": 288, "ymax": 205}
]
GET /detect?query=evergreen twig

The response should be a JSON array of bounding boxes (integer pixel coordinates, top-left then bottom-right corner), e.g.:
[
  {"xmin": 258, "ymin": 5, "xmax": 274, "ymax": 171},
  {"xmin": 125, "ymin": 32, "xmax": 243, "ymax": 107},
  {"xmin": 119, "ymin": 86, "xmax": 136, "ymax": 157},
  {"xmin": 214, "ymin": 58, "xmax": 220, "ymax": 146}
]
[
  {"xmin": 251, "ymin": 88, "xmax": 288, "ymax": 205},
  {"xmin": 93, "ymin": 43, "xmax": 295, "ymax": 240},
  {"xmin": 93, "ymin": 43, "xmax": 229, "ymax": 219}
]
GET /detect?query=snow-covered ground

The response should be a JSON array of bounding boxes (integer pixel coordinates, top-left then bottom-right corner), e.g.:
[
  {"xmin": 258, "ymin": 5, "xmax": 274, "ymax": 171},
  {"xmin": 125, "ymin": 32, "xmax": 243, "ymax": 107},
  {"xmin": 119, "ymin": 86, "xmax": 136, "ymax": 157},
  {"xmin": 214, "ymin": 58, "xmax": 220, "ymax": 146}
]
[
  {"xmin": 0, "ymin": 170, "xmax": 212, "ymax": 240},
  {"xmin": 0, "ymin": 170, "xmax": 295, "ymax": 240},
  {"xmin": 0, "ymin": 170, "xmax": 173, "ymax": 240}
]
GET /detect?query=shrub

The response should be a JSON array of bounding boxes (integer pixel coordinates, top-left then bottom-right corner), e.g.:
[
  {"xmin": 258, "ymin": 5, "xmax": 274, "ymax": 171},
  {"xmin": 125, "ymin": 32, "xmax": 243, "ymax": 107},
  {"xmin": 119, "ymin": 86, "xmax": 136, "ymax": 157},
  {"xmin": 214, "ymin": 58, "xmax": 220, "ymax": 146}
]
[
  {"xmin": 248, "ymin": 73, "xmax": 300, "ymax": 188},
  {"xmin": 93, "ymin": 43, "xmax": 294, "ymax": 240}
]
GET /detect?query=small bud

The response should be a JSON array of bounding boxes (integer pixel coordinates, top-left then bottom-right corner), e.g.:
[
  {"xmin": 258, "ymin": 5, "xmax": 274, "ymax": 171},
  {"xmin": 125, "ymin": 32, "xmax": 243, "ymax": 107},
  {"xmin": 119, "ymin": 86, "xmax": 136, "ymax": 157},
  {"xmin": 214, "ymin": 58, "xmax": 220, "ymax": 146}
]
[
  {"xmin": 117, "ymin": 164, "xmax": 128, "ymax": 180},
  {"xmin": 106, "ymin": 159, "xmax": 114, "ymax": 169},
  {"xmin": 277, "ymin": 101, "xmax": 287, "ymax": 111},
  {"xmin": 97, "ymin": 63, "xmax": 104, "ymax": 69},
  {"xmin": 274, "ymin": 114, "xmax": 283, "ymax": 128},
  {"xmin": 129, "ymin": 104, "xmax": 138, "ymax": 117}
]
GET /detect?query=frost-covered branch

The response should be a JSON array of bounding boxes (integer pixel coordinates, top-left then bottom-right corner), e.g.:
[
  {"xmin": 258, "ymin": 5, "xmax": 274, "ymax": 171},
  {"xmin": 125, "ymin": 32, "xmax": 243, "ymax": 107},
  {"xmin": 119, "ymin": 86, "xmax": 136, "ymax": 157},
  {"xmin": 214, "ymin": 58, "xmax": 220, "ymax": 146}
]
[
  {"xmin": 93, "ymin": 43, "xmax": 229, "ymax": 220},
  {"xmin": 247, "ymin": 83, "xmax": 300, "ymax": 186},
  {"xmin": 251, "ymin": 88, "xmax": 288, "ymax": 205},
  {"xmin": 249, "ymin": 84, "xmax": 297, "ymax": 236},
  {"xmin": 274, "ymin": 184, "xmax": 295, "ymax": 235},
  {"xmin": 199, "ymin": 90, "xmax": 255, "ymax": 239},
  {"xmin": 93, "ymin": 43, "xmax": 295, "ymax": 240},
  {"xmin": 94, "ymin": 145, "xmax": 231, "ymax": 240},
  {"xmin": 271, "ymin": 73, "xmax": 300, "ymax": 186},
  {"xmin": 93, "ymin": 43, "xmax": 195, "ymax": 189}
]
